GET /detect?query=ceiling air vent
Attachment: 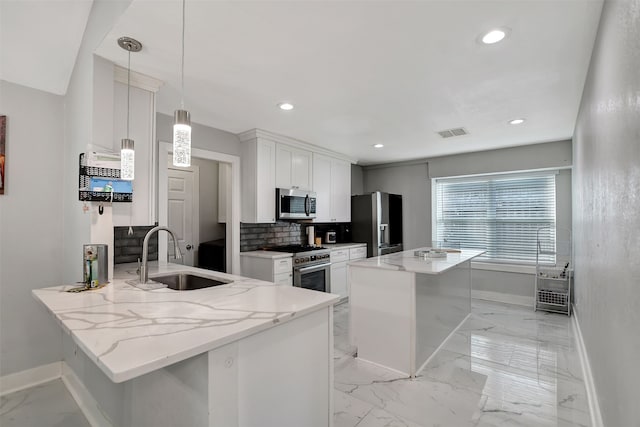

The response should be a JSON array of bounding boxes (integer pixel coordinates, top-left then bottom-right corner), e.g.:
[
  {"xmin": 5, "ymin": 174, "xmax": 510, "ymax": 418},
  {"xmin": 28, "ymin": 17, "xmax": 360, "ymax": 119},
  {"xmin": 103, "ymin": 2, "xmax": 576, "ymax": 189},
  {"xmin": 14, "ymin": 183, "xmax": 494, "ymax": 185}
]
[{"xmin": 437, "ymin": 127, "xmax": 468, "ymax": 138}]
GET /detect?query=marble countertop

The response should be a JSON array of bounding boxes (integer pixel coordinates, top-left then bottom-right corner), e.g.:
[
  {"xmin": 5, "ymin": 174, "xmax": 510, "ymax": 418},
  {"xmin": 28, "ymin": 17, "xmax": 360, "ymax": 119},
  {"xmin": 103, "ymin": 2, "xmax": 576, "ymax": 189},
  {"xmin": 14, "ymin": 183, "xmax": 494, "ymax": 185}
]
[
  {"xmin": 348, "ymin": 247, "xmax": 486, "ymax": 274},
  {"xmin": 239, "ymin": 250, "xmax": 293, "ymax": 259},
  {"xmin": 32, "ymin": 262, "xmax": 338, "ymax": 383},
  {"xmin": 323, "ymin": 242, "xmax": 367, "ymax": 250}
]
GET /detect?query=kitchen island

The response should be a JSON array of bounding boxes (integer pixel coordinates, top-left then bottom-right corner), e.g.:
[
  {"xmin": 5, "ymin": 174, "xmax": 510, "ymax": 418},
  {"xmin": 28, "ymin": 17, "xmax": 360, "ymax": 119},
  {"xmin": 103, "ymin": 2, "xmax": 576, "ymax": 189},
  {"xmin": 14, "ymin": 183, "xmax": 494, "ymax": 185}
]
[
  {"xmin": 32, "ymin": 262, "xmax": 339, "ymax": 427},
  {"xmin": 349, "ymin": 247, "xmax": 485, "ymax": 377}
]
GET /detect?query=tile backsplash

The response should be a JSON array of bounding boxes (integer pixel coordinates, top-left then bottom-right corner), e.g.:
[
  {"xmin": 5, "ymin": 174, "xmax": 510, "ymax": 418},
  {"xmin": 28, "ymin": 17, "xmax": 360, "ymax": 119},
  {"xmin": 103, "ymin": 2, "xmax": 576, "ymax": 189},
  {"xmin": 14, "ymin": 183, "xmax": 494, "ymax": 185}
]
[
  {"xmin": 240, "ymin": 222, "xmax": 305, "ymax": 252},
  {"xmin": 114, "ymin": 226, "xmax": 158, "ymax": 264}
]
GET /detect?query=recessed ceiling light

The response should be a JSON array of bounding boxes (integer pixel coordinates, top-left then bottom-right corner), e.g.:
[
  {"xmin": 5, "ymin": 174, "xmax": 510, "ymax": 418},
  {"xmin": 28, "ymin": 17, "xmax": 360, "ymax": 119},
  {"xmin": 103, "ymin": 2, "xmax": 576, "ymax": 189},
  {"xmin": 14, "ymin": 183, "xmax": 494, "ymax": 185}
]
[
  {"xmin": 277, "ymin": 102, "xmax": 294, "ymax": 111},
  {"xmin": 509, "ymin": 118, "xmax": 525, "ymax": 125},
  {"xmin": 373, "ymin": 144, "xmax": 384, "ymax": 148},
  {"xmin": 481, "ymin": 29, "xmax": 507, "ymax": 44}
]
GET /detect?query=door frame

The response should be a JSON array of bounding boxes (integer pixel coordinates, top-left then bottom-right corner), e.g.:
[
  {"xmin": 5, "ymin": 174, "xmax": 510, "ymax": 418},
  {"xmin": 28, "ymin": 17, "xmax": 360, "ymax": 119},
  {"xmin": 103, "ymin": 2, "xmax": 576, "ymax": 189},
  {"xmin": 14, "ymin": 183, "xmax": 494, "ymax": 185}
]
[
  {"xmin": 157, "ymin": 141, "xmax": 241, "ymax": 274},
  {"xmin": 167, "ymin": 163, "xmax": 200, "ymax": 267}
]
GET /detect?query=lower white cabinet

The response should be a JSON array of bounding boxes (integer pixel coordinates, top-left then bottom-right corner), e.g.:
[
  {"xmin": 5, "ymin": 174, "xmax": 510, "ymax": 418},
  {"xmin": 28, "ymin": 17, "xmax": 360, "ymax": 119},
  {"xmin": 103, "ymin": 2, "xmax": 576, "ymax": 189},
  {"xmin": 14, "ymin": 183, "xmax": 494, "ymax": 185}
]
[
  {"xmin": 330, "ymin": 244, "xmax": 367, "ymax": 299},
  {"xmin": 240, "ymin": 253, "xmax": 293, "ymax": 285}
]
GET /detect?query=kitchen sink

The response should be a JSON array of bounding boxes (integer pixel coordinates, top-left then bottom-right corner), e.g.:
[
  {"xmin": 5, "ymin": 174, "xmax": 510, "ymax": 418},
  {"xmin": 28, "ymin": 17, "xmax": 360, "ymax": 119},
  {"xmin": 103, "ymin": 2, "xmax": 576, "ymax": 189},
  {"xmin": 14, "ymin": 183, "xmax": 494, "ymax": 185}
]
[{"xmin": 148, "ymin": 272, "xmax": 232, "ymax": 290}]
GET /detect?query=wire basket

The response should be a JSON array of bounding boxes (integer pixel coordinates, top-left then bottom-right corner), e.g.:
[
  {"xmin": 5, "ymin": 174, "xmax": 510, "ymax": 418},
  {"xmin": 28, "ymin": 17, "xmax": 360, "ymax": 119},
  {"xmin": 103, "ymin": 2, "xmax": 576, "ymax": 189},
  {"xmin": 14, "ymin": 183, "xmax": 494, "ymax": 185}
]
[{"xmin": 537, "ymin": 289, "xmax": 569, "ymax": 307}]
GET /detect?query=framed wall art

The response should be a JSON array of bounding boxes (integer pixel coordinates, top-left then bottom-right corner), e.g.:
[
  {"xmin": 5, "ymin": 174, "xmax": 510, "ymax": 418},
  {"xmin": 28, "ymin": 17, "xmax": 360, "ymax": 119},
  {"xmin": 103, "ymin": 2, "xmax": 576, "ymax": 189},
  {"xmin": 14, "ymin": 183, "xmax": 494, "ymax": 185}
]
[{"xmin": 0, "ymin": 115, "xmax": 5, "ymax": 195}]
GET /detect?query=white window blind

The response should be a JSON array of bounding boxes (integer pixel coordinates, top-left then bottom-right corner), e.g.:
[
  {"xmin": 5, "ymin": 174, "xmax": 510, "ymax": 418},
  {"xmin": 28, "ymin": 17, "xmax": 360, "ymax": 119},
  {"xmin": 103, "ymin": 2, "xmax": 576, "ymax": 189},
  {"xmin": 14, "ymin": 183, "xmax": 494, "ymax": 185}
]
[{"xmin": 434, "ymin": 172, "xmax": 557, "ymax": 263}]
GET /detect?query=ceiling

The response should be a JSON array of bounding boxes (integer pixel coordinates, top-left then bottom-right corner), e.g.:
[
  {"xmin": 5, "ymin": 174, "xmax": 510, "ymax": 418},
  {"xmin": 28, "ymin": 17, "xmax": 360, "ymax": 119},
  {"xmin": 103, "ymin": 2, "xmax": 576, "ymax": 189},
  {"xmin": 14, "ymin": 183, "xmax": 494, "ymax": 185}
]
[
  {"xmin": 0, "ymin": 0, "xmax": 93, "ymax": 96},
  {"xmin": 3, "ymin": 1, "xmax": 603, "ymax": 165}
]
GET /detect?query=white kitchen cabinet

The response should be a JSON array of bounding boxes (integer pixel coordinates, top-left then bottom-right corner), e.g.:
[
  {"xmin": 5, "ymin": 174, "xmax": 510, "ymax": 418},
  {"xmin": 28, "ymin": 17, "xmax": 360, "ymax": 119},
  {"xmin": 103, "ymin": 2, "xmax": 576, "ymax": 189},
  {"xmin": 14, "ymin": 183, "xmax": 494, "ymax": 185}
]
[
  {"xmin": 349, "ymin": 246, "xmax": 367, "ymax": 260},
  {"xmin": 240, "ymin": 252, "xmax": 293, "ymax": 285},
  {"xmin": 240, "ymin": 138, "xmax": 276, "ymax": 223},
  {"xmin": 276, "ymin": 144, "xmax": 313, "ymax": 190},
  {"xmin": 329, "ymin": 244, "xmax": 366, "ymax": 300},
  {"xmin": 312, "ymin": 154, "xmax": 351, "ymax": 223}
]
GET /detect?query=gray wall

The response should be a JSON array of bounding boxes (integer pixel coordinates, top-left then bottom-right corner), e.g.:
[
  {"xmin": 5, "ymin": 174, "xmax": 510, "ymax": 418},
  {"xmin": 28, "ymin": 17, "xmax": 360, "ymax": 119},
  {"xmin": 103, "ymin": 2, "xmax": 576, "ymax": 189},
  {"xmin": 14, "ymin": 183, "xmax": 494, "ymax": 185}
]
[
  {"xmin": 351, "ymin": 164, "xmax": 364, "ymax": 195},
  {"xmin": 363, "ymin": 162, "xmax": 431, "ymax": 252},
  {"xmin": 156, "ymin": 113, "xmax": 241, "ymax": 157},
  {"xmin": 362, "ymin": 141, "xmax": 573, "ymax": 301},
  {"xmin": 572, "ymin": 0, "xmax": 640, "ymax": 424},
  {"xmin": 0, "ymin": 81, "xmax": 65, "ymax": 375}
]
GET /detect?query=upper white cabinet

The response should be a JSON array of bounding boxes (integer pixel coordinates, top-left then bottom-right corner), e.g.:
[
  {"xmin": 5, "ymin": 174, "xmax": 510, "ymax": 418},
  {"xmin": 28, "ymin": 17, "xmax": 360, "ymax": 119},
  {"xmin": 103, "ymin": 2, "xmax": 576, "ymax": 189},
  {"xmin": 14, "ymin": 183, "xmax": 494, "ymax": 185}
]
[
  {"xmin": 240, "ymin": 137, "xmax": 276, "ymax": 223},
  {"xmin": 276, "ymin": 144, "xmax": 313, "ymax": 190},
  {"xmin": 313, "ymin": 153, "xmax": 351, "ymax": 223},
  {"xmin": 239, "ymin": 130, "xmax": 354, "ymax": 223}
]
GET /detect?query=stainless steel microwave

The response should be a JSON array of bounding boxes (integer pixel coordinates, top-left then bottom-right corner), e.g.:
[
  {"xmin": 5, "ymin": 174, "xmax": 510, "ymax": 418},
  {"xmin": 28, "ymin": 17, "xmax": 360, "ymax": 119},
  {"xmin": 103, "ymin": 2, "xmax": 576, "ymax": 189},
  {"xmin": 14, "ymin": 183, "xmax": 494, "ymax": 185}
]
[{"xmin": 277, "ymin": 188, "xmax": 317, "ymax": 220}]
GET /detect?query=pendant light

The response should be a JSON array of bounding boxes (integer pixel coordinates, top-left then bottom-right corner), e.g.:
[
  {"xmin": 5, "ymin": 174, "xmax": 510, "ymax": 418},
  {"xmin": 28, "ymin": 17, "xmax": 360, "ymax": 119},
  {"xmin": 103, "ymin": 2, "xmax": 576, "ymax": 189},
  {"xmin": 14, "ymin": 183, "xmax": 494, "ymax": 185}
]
[
  {"xmin": 173, "ymin": 0, "xmax": 191, "ymax": 167},
  {"xmin": 117, "ymin": 36, "xmax": 142, "ymax": 180}
]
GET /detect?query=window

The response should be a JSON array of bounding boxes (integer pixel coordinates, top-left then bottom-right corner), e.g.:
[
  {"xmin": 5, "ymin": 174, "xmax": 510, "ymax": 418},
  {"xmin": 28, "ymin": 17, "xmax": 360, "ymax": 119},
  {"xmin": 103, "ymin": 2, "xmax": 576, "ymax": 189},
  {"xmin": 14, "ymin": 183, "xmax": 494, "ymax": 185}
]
[{"xmin": 433, "ymin": 171, "xmax": 557, "ymax": 264}]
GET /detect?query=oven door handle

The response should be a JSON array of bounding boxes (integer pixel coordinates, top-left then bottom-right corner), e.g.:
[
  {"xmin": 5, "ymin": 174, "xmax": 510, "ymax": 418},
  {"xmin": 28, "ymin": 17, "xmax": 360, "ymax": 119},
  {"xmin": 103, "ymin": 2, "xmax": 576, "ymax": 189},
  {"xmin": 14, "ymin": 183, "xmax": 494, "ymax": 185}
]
[
  {"xmin": 304, "ymin": 194, "xmax": 310, "ymax": 216},
  {"xmin": 297, "ymin": 262, "xmax": 331, "ymax": 273}
]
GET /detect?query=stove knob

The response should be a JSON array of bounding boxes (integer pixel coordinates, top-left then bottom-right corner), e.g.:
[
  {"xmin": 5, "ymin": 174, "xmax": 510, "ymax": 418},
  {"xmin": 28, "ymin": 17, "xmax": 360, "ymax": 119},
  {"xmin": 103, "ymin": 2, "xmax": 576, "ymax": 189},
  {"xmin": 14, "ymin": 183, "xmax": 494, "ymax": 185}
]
[
  {"xmin": 306, "ymin": 257, "xmax": 310, "ymax": 262},
  {"xmin": 294, "ymin": 259, "xmax": 299, "ymax": 264}
]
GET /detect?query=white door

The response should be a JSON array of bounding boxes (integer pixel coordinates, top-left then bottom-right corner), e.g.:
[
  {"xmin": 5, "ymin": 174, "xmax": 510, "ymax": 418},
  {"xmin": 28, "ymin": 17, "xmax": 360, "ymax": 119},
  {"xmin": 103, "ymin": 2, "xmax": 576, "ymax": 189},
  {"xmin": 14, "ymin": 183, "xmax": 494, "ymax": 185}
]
[{"xmin": 168, "ymin": 167, "xmax": 198, "ymax": 266}]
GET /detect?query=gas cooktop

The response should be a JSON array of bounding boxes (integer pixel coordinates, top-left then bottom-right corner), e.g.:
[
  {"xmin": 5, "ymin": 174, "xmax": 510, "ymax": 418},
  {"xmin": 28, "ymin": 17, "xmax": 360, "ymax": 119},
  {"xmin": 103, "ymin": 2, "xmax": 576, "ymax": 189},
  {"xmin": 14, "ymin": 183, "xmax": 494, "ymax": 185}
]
[{"xmin": 266, "ymin": 244, "xmax": 327, "ymax": 253}]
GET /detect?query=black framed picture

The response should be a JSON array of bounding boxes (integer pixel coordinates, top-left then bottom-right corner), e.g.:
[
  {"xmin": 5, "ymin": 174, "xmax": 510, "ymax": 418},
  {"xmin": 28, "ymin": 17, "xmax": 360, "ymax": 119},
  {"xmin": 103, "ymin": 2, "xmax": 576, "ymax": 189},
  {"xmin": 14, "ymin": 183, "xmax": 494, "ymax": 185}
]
[{"xmin": 0, "ymin": 115, "xmax": 5, "ymax": 195}]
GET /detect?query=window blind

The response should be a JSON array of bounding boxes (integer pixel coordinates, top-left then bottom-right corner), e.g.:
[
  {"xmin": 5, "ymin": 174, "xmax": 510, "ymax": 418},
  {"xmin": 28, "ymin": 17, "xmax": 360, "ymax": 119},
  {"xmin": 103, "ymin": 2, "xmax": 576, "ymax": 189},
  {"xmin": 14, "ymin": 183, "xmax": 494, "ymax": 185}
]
[{"xmin": 434, "ymin": 172, "xmax": 556, "ymax": 263}]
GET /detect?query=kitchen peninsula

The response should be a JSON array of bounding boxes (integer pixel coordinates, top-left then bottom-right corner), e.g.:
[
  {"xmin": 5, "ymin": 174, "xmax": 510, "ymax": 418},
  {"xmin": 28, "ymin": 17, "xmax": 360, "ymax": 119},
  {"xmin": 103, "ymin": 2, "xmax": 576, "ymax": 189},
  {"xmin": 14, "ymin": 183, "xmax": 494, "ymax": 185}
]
[
  {"xmin": 349, "ymin": 248, "xmax": 485, "ymax": 377},
  {"xmin": 32, "ymin": 262, "xmax": 339, "ymax": 427}
]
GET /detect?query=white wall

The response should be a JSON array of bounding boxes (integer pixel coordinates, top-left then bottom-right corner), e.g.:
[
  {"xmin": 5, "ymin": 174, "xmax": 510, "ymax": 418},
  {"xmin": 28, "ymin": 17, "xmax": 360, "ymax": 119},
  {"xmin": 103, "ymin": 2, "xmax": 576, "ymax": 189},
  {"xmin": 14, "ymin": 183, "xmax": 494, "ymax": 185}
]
[
  {"xmin": 156, "ymin": 113, "xmax": 240, "ymax": 157},
  {"xmin": 362, "ymin": 141, "xmax": 573, "ymax": 302},
  {"xmin": 63, "ymin": 0, "xmax": 132, "ymax": 283},
  {"xmin": 113, "ymin": 82, "xmax": 155, "ymax": 227},
  {"xmin": 572, "ymin": 0, "xmax": 640, "ymax": 424},
  {"xmin": 0, "ymin": 0, "xmax": 133, "ymax": 380},
  {"xmin": 0, "ymin": 81, "xmax": 64, "ymax": 376}
]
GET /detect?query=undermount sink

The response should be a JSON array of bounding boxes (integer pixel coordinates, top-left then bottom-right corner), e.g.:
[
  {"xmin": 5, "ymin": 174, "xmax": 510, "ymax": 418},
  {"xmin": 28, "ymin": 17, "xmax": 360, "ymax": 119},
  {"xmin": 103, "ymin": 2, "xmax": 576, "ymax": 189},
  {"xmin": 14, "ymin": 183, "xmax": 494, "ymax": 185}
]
[{"xmin": 148, "ymin": 272, "xmax": 232, "ymax": 290}]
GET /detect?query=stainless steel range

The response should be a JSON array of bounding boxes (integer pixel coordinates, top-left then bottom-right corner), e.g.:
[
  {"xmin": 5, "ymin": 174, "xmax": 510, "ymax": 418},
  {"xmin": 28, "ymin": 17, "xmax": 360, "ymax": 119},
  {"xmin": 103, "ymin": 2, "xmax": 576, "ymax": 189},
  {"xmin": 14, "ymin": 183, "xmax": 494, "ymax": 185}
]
[{"xmin": 267, "ymin": 245, "xmax": 331, "ymax": 293}]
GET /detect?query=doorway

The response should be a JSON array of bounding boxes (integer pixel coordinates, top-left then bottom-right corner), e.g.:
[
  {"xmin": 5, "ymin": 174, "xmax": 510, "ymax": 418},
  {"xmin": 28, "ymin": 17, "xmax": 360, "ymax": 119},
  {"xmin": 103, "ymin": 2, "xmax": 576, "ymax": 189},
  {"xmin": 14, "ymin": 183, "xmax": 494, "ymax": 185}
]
[
  {"xmin": 158, "ymin": 142, "xmax": 240, "ymax": 274},
  {"xmin": 167, "ymin": 163, "xmax": 198, "ymax": 267}
]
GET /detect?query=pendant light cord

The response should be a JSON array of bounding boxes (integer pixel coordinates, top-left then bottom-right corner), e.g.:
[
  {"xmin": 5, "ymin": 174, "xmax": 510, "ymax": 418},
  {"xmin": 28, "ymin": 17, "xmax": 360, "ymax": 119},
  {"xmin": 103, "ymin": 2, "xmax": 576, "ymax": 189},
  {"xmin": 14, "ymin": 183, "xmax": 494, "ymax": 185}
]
[
  {"xmin": 180, "ymin": 0, "xmax": 186, "ymax": 110},
  {"xmin": 126, "ymin": 48, "xmax": 131, "ymax": 139}
]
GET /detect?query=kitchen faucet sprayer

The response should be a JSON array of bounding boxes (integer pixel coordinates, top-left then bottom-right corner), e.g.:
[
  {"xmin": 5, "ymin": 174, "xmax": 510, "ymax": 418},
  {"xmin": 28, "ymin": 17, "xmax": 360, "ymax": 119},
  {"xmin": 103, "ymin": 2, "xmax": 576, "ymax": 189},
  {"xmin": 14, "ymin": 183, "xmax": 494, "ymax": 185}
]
[{"xmin": 140, "ymin": 226, "xmax": 183, "ymax": 284}]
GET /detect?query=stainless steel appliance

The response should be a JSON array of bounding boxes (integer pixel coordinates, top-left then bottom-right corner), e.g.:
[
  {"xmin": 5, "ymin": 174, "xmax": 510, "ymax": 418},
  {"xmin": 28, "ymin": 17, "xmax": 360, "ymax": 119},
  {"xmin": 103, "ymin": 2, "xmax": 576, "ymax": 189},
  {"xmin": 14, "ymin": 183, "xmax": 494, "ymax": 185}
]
[
  {"xmin": 277, "ymin": 188, "xmax": 317, "ymax": 220},
  {"xmin": 325, "ymin": 231, "xmax": 337, "ymax": 244},
  {"xmin": 268, "ymin": 245, "xmax": 331, "ymax": 292},
  {"xmin": 351, "ymin": 192, "xmax": 403, "ymax": 257}
]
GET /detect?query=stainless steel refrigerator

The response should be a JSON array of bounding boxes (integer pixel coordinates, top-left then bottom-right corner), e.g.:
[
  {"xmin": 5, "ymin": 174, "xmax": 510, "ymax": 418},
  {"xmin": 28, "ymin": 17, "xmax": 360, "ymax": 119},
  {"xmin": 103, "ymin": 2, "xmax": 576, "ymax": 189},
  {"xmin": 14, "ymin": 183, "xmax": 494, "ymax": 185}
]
[{"xmin": 351, "ymin": 192, "xmax": 403, "ymax": 257}]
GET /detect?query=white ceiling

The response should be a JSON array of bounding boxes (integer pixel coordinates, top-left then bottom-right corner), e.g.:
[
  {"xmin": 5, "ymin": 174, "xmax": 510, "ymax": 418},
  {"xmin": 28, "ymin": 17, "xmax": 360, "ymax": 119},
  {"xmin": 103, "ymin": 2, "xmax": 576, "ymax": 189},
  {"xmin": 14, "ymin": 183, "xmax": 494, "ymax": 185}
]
[
  {"xmin": 0, "ymin": 0, "xmax": 93, "ymax": 95},
  {"xmin": 4, "ymin": 1, "xmax": 603, "ymax": 165}
]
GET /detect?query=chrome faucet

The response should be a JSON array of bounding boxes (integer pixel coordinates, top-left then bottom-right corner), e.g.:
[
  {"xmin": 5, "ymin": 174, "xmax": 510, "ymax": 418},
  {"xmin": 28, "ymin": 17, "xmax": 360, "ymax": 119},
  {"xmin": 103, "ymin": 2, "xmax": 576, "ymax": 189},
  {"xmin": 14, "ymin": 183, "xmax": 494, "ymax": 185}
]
[{"xmin": 140, "ymin": 226, "xmax": 183, "ymax": 284}]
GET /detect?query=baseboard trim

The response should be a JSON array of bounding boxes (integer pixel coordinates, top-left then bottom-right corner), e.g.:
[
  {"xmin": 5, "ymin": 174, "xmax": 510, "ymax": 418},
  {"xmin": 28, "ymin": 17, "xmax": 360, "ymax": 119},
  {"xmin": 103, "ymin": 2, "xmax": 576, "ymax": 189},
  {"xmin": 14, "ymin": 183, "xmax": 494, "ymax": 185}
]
[
  {"xmin": 572, "ymin": 305, "xmax": 604, "ymax": 427},
  {"xmin": 0, "ymin": 361, "xmax": 62, "ymax": 396},
  {"xmin": 61, "ymin": 362, "xmax": 113, "ymax": 427},
  {"xmin": 471, "ymin": 289, "xmax": 533, "ymax": 307}
]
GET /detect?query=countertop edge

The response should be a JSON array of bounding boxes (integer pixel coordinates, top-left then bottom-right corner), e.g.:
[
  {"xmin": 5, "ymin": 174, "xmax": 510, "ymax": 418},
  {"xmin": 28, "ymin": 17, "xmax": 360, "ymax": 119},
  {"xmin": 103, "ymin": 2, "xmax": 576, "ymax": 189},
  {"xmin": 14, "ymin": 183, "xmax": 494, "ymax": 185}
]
[
  {"xmin": 348, "ymin": 249, "xmax": 486, "ymax": 275},
  {"xmin": 107, "ymin": 295, "xmax": 339, "ymax": 383},
  {"xmin": 31, "ymin": 263, "xmax": 340, "ymax": 383}
]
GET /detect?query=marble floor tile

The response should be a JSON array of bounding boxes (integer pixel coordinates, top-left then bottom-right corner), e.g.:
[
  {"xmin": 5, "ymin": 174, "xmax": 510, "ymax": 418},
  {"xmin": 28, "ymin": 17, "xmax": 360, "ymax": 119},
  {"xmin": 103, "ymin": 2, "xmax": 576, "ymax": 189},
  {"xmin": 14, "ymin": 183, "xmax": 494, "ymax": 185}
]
[
  {"xmin": 334, "ymin": 389, "xmax": 375, "ymax": 427},
  {"xmin": 334, "ymin": 299, "xmax": 592, "ymax": 427},
  {"xmin": 0, "ymin": 379, "xmax": 90, "ymax": 427},
  {"xmin": 356, "ymin": 407, "xmax": 425, "ymax": 427}
]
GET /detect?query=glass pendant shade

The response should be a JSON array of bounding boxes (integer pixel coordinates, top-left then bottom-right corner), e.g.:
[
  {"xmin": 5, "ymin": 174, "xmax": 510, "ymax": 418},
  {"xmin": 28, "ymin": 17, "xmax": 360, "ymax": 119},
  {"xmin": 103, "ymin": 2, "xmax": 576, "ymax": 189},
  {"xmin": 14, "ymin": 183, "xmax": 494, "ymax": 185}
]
[
  {"xmin": 120, "ymin": 138, "xmax": 135, "ymax": 180},
  {"xmin": 173, "ymin": 109, "xmax": 191, "ymax": 167}
]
